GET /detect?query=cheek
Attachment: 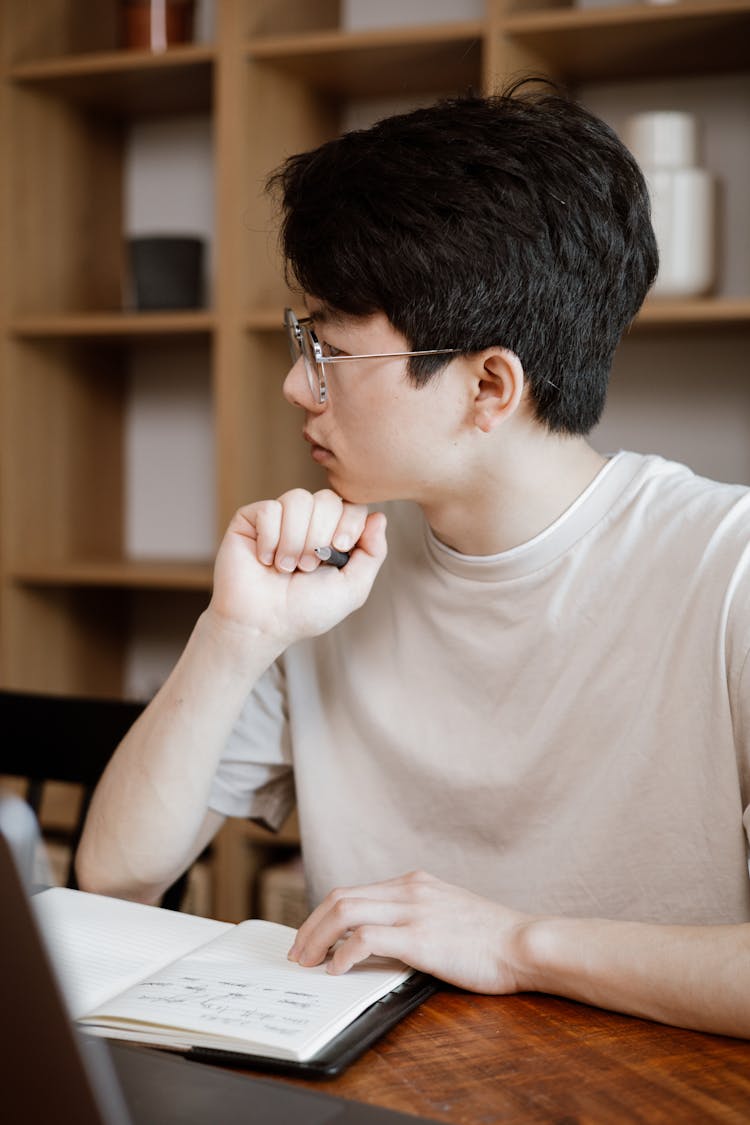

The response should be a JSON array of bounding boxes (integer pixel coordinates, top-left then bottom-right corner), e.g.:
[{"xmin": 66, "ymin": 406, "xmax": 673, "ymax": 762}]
[
  {"xmin": 334, "ymin": 410, "xmax": 410, "ymax": 478},
  {"xmin": 334, "ymin": 381, "xmax": 455, "ymax": 465},
  {"xmin": 334, "ymin": 397, "xmax": 394, "ymax": 448}
]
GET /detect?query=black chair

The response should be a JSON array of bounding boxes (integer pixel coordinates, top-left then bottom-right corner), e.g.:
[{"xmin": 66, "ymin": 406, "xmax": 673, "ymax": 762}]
[{"xmin": 0, "ymin": 689, "xmax": 188, "ymax": 910}]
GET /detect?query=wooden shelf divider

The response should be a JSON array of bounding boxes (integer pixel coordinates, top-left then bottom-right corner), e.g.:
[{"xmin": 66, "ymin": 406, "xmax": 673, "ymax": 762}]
[
  {"xmin": 10, "ymin": 311, "xmax": 216, "ymax": 339},
  {"xmin": 9, "ymin": 559, "xmax": 214, "ymax": 592},
  {"xmin": 9, "ymin": 44, "xmax": 215, "ymax": 115},
  {"xmin": 500, "ymin": 0, "xmax": 750, "ymax": 82},
  {"xmin": 635, "ymin": 297, "xmax": 750, "ymax": 328},
  {"xmin": 247, "ymin": 299, "xmax": 750, "ymax": 334},
  {"xmin": 245, "ymin": 20, "xmax": 484, "ymax": 97}
]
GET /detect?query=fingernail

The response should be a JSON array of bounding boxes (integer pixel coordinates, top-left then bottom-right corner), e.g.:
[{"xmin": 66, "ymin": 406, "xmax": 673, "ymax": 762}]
[
  {"xmin": 332, "ymin": 536, "xmax": 353, "ymax": 552},
  {"xmin": 278, "ymin": 557, "xmax": 296, "ymax": 572},
  {"xmin": 297, "ymin": 555, "xmax": 316, "ymax": 572}
]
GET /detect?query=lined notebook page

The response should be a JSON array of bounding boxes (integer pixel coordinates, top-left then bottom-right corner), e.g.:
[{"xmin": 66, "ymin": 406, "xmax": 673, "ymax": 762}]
[
  {"xmin": 33, "ymin": 887, "xmax": 231, "ymax": 1019},
  {"xmin": 85, "ymin": 920, "xmax": 412, "ymax": 1061}
]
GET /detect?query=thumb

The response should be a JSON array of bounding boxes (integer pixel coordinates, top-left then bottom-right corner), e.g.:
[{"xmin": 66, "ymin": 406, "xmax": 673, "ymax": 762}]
[
  {"xmin": 356, "ymin": 511, "xmax": 388, "ymax": 562},
  {"xmin": 337, "ymin": 511, "xmax": 388, "ymax": 597}
]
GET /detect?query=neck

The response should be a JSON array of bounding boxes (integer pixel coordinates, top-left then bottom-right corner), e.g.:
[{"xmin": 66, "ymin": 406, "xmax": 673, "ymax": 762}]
[{"xmin": 422, "ymin": 429, "xmax": 608, "ymax": 557}]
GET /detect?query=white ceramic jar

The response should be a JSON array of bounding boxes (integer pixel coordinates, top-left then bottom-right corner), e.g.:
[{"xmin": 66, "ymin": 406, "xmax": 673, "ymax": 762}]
[{"xmin": 626, "ymin": 110, "xmax": 716, "ymax": 298}]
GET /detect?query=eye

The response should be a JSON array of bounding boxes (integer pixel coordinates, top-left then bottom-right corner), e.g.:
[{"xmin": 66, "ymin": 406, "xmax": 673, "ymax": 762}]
[{"xmin": 320, "ymin": 339, "xmax": 345, "ymax": 358}]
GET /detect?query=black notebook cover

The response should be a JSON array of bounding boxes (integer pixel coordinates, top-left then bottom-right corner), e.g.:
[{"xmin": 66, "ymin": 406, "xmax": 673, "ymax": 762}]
[{"xmin": 185, "ymin": 972, "xmax": 439, "ymax": 1079}]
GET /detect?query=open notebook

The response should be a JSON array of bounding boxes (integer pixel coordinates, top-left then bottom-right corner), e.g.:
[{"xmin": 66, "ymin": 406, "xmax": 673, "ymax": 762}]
[{"xmin": 34, "ymin": 887, "xmax": 436, "ymax": 1074}]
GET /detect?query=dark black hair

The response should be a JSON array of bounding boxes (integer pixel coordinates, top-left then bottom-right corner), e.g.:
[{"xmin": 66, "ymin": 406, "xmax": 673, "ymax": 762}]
[{"xmin": 267, "ymin": 83, "xmax": 658, "ymax": 434}]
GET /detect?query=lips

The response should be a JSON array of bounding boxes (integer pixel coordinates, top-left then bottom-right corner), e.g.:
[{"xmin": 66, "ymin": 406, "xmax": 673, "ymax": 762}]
[
  {"xmin": 304, "ymin": 431, "xmax": 330, "ymax": 453},
  {"xmin": 303, "ymin": 430, "xmax": 333, "ymax": 462}
]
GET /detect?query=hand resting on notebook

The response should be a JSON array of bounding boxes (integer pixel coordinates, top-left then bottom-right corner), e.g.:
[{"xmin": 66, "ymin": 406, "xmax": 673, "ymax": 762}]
[
  {"xmin": 288, "ymin": 869, "xmax": 533, "ymax": 994},
  {"xmin": 287, "ymin": 869, "xmax": 750, "ymax": 1039}
]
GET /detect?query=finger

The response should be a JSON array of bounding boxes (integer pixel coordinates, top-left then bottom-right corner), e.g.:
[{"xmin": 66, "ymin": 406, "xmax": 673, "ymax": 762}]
[
  {"xmin": 275, "ymin": 489, "xmax": 315, "ymax": 572},
  {"xmin": 294, "ymin": 900, "xmax": 408, "ymax": 967},
  {"xmin": 326, "ymin": 925, "xmax": 417, "ymax": 975},
  {"xmin": 329, "ymin": 502, "xmax": 370, "ymax": 554},
  {"xmin": 298, "ymin": 490, "xmax": 345, "ymax": 572},
  {"xmin": 321, "ymin": 511, "xmax": 388, "ymax": 599},
  {"xmin": 289, "ymin": 867, "xmax": 425, "ymax": 960},
  {"xmin": 351, "ymin": 511, "xmax": 388, "ymax": 565},
  {"xmin": 289, "ymin": 892, "xmax": 371, "ymax": 961},
  {"xmin": 252, "ymin": 500, "xmax": 282, "ymax": 566}
]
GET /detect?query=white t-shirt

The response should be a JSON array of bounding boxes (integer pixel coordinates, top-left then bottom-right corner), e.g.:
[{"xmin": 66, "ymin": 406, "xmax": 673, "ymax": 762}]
[{"xmin": 209, "ymin": 452, "xmax": 750, "ymax": 923}]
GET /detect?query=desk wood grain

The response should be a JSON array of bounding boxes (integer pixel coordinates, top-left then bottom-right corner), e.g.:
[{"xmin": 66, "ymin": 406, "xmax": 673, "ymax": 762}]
[{"xmin": 282, "ymin": 989, "xmax": 750, "ymax": 1123}]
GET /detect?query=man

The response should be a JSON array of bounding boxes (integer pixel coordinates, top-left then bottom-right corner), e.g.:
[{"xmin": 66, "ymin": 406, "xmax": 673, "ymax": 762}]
[{"xmin": 77, "ymin": 86, "xmax": 750, "ymax": 1037}]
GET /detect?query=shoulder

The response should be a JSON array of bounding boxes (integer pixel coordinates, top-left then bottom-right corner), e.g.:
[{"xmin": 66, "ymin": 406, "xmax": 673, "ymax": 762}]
[
  {"xmin": 619, "ymin": 450, "xmax": 748, "ymax": 505},
  {"xmin": 617, "ymin": 453, "xmax": 750, "ymax": 661},
  {"xmin": 614, "ymin": 452, "xmax": 750, "ymax": 553}
]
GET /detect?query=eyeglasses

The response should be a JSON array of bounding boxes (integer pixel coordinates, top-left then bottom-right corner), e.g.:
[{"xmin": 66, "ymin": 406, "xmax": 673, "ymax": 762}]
[{"xmin": 284, "ymin": 307, "xmax": 460, "ymax": 405}]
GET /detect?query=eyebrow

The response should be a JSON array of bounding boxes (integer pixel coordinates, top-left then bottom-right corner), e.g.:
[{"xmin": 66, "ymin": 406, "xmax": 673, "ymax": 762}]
[{"xmin": 303, "ymin": 299, "xmax": 347, "ymax": 328}]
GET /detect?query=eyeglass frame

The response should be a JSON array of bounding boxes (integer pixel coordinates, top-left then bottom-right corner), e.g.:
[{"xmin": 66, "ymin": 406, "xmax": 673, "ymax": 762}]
[{"xmin": 284, "ymin": 307, "xmax": 460, "ymax": 405}]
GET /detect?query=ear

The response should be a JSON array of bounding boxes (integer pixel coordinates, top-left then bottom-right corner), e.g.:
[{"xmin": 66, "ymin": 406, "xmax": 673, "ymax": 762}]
[{"xmin": 470, "ymin": 349, "xmax": 525, "ymax": 434}]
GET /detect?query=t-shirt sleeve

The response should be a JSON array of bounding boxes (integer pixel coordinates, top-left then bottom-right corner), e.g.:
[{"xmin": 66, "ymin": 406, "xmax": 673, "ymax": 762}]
[
  {"xmin": 727, "ymin": 543, "xmax": 750, "ymax": 848},
  {"xmin": 208, "ymin": 657, "xmax": 294, "ymax": 831}
]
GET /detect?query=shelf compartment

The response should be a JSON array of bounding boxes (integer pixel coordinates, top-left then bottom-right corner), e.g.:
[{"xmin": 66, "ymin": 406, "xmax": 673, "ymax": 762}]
[
  {"xmin": 246, "ymin": 21, "xmax": 484, "ymax": 97},
  {"xmin": 10, "ymin": 312, "xmax": 216, "ymax": 339},
  {"xmin": 501, "ymin": 2, "xmax": 750, "ymax": 82},
  {"xmin": 8, "ymin": 45, "xmax": 215, "ymax": 117},
  {"xmin": 9, "ymin": 560, "xmax": 213, "ymax": 592}
]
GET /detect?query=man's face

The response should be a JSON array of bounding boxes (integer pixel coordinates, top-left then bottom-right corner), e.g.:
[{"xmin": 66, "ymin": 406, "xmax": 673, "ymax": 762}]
[{"xmin": 282, "ymin": 301, "xmax": 470, "ymax": 506}]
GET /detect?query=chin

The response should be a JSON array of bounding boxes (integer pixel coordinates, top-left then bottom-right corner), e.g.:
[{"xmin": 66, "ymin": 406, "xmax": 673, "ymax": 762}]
[{"xmin": 325, "ymin": 469, "xmax": 396, "ymax": 507}]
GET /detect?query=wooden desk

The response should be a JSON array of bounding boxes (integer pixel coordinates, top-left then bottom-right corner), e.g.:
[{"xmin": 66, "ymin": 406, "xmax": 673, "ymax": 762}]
[{"xmin": 283, "ymin": 988, "xmax": 750, "ymax": 1123}]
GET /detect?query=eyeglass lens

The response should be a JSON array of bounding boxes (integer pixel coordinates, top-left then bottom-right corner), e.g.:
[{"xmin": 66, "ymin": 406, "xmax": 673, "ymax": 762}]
[
  {"xmin": 285, "ymin": 311, "xmax": 324, "ymax": 403},
  {"xmin": 284, "ymin": 312, "xmax": 300, "ymax": 363}
]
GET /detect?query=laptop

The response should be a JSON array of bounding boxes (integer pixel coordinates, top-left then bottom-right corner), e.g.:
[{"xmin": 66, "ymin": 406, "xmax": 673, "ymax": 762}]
[{"xmin": 0, "ymin": 794, "xmax": 439, "ymax": 1125}]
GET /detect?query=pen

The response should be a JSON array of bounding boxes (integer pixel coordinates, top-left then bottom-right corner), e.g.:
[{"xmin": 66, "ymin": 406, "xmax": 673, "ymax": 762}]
[{"xmin": 314, "ymin": 545, "xmax": 351, "ymax": 568}]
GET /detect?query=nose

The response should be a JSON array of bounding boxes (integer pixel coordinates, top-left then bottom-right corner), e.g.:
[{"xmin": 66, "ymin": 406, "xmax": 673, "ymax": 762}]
[{"xmin": 283, "ymin": 355, "xmax": 327, "ymax": 413}]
